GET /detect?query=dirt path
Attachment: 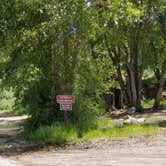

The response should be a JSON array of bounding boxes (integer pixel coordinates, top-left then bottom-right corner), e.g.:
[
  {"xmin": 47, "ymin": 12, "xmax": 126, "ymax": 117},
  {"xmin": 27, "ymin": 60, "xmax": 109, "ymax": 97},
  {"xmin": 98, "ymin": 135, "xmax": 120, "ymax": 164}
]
[
  {"xmin": 0, "ymin": 112, "xmax": 166, "ymax": 166},
  {"xmin": 0, "ymin": 113, "xmax": 39, "ymax": 155}
]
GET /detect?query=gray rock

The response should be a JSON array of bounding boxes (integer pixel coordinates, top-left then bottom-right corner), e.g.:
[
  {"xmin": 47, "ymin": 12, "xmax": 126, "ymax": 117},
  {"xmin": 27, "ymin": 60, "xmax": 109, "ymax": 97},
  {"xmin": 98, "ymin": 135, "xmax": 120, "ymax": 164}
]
[
  {"xmin": 123, "ymin": 115, "xmax": 145, "ymax": 124},
  {"xmin": 126, "ymin": 107, "xmax": 136, "ymax": 114}
]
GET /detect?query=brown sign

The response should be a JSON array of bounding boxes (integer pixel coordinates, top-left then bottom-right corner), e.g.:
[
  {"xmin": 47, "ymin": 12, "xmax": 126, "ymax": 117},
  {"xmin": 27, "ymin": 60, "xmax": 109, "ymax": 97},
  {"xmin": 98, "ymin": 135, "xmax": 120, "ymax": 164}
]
[{"xmin": 56, "ymin": 95, "xmax": 75, "ymax": 104}]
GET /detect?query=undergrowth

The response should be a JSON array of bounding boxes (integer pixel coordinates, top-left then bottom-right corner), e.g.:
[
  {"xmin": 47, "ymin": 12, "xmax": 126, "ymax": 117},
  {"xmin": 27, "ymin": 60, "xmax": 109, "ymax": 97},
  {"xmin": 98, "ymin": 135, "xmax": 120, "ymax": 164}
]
[{"xmin": 22, "ymin": 117, "xmax": 159, "ymax": 145}]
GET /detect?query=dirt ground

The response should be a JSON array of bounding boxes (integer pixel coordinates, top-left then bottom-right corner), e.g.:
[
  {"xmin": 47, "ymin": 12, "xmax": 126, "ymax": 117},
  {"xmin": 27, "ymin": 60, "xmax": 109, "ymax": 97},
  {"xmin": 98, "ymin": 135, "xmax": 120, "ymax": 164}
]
[{"xmin": 0, "ymin": 112, "xmax": 166, "ymax": 166}]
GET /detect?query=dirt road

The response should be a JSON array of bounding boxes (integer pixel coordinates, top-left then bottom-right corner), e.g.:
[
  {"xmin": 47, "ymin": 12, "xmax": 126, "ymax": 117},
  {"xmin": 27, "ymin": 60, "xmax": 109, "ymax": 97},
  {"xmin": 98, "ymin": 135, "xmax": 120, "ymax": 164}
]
[
  {"xmin": 11, "ymin": 133, "xmax": 166, "ymax": 166},
  {"xmin": 0, "ymin": 112, "xmax": 166, "ymax": 166}
]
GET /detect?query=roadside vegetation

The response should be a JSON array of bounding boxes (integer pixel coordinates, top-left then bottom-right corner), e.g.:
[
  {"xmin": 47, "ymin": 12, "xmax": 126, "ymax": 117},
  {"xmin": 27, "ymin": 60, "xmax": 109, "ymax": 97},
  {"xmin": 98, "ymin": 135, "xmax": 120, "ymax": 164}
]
[
  {"xmin": 22, "ymin": 117, "xmax": 159, "ymax": 145},
  {"xmin": 142, "ymin": 99, "xmax": 166, "ymax": 108}
]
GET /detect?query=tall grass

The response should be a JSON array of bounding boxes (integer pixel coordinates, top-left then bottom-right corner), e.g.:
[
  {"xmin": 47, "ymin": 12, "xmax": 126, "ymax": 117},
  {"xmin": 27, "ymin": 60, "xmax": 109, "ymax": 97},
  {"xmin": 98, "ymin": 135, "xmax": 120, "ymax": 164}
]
[
  {"xmin": 22, "ymin": 117, "xmax": 159, "ymax": 145},
  {"xmin": 23, "ymin": 123, "xmax": 78, "ymax": 145}
]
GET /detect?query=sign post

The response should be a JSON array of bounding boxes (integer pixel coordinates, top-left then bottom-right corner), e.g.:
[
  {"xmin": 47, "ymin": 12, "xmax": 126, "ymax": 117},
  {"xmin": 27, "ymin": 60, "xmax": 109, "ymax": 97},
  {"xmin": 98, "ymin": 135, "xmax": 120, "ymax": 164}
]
[
  {"xmin": 64, "ymin": 111, "xmax": 68, "ymax": 128},
  {"xmin": 56, "ymin": 95, "xmax": 75, "ymax": 128}
]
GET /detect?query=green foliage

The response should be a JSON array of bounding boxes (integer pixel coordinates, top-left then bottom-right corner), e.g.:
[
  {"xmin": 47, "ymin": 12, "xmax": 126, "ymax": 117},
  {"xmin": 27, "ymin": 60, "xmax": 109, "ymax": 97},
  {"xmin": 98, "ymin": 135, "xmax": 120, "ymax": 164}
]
[
  {"xmin": 0, "ymin": 0, "xmax": 120, "ymax": 130},
  {"xmin": 160, "ymin": 100, "xmax": 166, "ymax": 108},
  {"xmin": 141, "ymin": 99, "xmax": 166, "ymax": 108},
  {"xmin": 0, "ymin": 89, "xmax": 15, "ymax": 113},
  {"xmin": 0, "ymin": 98, "xmax": 14, "ymax": 111},
  {"xmin": 141, "ymin": 99, "xmax": 155, "ymax": 108}
]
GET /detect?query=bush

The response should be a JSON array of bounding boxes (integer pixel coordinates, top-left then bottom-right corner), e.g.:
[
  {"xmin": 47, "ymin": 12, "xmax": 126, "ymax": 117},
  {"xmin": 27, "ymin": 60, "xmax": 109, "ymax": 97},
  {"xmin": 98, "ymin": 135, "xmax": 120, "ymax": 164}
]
[{"xmin": 23, "ymin": 122, "xmax": 78, "ymax": 145}]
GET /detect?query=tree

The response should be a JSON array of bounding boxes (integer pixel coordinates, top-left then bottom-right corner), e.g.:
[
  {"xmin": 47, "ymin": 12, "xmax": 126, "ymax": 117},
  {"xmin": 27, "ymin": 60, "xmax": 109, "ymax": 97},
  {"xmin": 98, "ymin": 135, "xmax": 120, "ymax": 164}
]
[
  {"xmin": 0, "ymin": 0, "xmax": 111, "ymax": 129},
  {"xmin": 89, "ymin": 0, "xmax": 155, "ymax": 111},
  {"xmin": 152, "ymin": 0, "xmax": 166, "ymax": 109}
]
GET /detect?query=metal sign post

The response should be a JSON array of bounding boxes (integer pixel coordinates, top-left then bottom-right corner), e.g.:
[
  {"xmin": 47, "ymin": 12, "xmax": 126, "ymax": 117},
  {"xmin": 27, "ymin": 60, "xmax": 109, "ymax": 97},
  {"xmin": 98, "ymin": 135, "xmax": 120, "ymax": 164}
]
[{"xmin": 56, "ymin": 95, "xmax": 75, "ymax": 128}]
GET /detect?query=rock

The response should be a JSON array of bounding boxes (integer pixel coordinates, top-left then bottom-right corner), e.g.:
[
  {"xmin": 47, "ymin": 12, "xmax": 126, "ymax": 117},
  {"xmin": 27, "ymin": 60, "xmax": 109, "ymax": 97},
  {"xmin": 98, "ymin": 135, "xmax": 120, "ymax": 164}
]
[
  {"xmin": 123, "ymin": 115, "xmax": 137, "ymax": 124},
  {"xmin": 137, "ymin": 118, "xmax": 145, "ymax": 123},
  {"xmin": 126, "ymin": 107, "xmax": 136, "ymax": 114},
  {"xmin": 123, "ymin": 115, "xmax": 145, "ymax": 124}
]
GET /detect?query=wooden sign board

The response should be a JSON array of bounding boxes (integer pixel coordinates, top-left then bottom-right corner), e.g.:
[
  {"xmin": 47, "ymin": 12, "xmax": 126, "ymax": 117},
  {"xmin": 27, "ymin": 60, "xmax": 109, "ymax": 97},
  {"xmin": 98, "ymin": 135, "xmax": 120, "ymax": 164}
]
[
  {"xmin": 60, "ymin": 103, "xmax": 72, "ymax": 111},
  {"xmin": 56, "ymin": 95, "xmax": 75, "ymax": 104}
]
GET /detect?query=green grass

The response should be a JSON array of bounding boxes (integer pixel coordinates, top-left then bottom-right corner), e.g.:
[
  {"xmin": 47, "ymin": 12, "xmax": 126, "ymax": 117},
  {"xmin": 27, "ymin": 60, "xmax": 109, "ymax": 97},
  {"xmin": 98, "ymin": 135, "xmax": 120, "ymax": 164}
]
[
  {"xmin": 84, "ymin": 117, "xmax": 158, "ymax": 139},
  {"xmin": 84, "ymin": 124, "xmax": 158, "ymax": 140},
  {"xmin": 23, "ymin": 123, "xmax": 78, "ymax": 145},
  {"xmin": 160, "ymin": 100, "xmax": 166, "ymax": 108},
  {"xmin": 22, "ymin": 117, "xmax": 159, "ymax": 145},
  {"xmin": 141, "ymin": 99, "xmax": 154, "ymax": 107},
  {"xmin": 141, "ymin": 99, "xmax": 166, "ymax": 108}
]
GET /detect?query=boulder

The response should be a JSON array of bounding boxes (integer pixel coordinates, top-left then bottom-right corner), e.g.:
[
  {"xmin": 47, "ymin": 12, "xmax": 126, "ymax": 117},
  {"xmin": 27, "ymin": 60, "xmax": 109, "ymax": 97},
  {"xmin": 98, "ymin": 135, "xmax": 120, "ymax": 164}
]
[
  {"xmin": 123, "ymin": 115, "xmax": 145, "ymax": 124},
  {"xmin": 126, "ymin": 107, "xmax": 136, "ymax": 114}
]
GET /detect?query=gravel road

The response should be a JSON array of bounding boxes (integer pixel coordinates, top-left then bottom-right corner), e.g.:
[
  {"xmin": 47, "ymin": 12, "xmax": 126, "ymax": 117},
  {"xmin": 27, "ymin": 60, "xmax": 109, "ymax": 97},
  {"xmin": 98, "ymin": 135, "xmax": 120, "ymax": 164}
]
[
  {"xmin": 11, "ymin": 132, "xmax": 166, "ymax": 166},
  {"xmin": 0, "ymin": 112, "xmax": 166, "ymax": 166}
]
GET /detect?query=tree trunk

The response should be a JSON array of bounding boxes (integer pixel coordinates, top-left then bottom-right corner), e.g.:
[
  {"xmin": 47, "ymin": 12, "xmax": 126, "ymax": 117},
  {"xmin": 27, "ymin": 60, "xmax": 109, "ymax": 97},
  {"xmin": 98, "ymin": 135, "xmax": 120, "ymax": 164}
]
[
  {"xmin": 136, "ymin": 43, "xmax": 146, "ymax": 111},
  {"xmin": 114, "ymin": 89, "xmax": 122, "ymax": 109},
  {"xmin": 126, "ymin": 64, "xmax": 137, "ymax": 107},
  {"xmin": 104, "ymin": 35, "xmax": 129, "ymax": 104},
  {"xmin": 116, "ymin": 66, "xmax": 129, "ymax": 105}
]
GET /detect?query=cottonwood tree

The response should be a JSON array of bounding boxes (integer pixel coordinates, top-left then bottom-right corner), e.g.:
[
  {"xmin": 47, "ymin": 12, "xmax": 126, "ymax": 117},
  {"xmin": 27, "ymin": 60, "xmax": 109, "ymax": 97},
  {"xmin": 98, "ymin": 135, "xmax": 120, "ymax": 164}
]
[
  {"xmin": 0, "ymin": 0, "xmax": 109, "ymax": 129},
  {"xmin": 152, "ymin": 0, "xmax": 166, "ymax": 109},
  {"xmin": 90, "ymin": 0, "xmax": 154, "ymax": 111}
]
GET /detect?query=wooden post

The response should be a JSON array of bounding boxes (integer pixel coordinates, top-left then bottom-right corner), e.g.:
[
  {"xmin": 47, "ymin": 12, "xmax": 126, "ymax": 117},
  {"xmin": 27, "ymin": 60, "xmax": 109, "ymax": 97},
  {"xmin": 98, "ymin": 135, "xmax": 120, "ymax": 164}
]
[{"xmin": 64, "ymin": 111, "xmax": 68, "ymax": 128}]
